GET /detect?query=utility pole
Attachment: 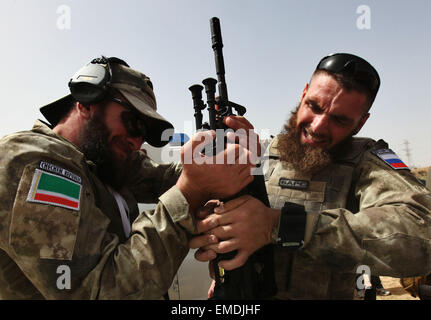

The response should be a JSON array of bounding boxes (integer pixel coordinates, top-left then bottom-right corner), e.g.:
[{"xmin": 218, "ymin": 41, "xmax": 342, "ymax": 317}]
[{"xmin": 403, "ymin": 140, "xmax": 413, "ymax": 168}]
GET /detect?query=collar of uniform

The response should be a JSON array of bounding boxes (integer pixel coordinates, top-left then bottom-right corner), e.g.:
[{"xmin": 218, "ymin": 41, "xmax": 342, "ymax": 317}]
[
  {"xmin": 268, "ymin": 136, "xmax": 281, "ymax": 157},
  {"xmin": 330, "ymin": 137, "xmax": 377, "ymax": 163}
]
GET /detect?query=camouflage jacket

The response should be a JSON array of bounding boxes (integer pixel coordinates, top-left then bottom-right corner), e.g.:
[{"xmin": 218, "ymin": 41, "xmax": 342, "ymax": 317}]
[
  {"xmin": 0, "ymin": 120, "xmax": 191, "ymax": 300},
  {"xmin": 264, "ymin": 135, "xmax": 431, "ymax": 299}
]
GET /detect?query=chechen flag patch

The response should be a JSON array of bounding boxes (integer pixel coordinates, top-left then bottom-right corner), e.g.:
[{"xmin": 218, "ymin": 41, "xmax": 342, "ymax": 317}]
[
  {"xmin": 372, "ymin": 149, "xmax": 409, "ymax": 170},
  {"xmin": 27, "ymin": 162, "xmax": 82, "ymax": 211}
]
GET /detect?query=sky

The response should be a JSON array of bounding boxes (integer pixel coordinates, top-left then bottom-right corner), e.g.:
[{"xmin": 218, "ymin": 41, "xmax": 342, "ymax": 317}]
[{"xmin": 0, "ymin": 0, "xmax": 430, "ymax": 167}]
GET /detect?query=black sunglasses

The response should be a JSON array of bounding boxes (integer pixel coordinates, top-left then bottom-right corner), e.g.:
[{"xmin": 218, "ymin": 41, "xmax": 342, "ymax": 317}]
[
  {"xmin": 110, "ymin": 97, "xmax": 147, "ymax": 139},
  {"xmin": 316, "ymin": 53, "xmax": 380, "ymax": 97}
]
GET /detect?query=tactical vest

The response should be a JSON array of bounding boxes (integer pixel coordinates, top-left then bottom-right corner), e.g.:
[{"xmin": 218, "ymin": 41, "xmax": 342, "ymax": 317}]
[{"xmin": 264, "ymin": 135, "xmax": 385, "ymax": 299}]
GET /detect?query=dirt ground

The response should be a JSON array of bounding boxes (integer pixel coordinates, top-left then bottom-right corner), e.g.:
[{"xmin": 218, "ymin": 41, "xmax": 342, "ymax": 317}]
[
  {"xmin": 411, "ymin": 167, "xmax": 430, "ymax": 182},
  {"xmin": 377, "ymin": 277, "xmax": 418, "ymax": 300}
]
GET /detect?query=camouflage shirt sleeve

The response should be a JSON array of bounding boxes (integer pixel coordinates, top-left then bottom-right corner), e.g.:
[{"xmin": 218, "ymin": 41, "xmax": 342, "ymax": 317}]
[
  {"xmin": 125, "ymin": 150, "xmax": 182, "ymax": 203},
  {"xmin": 302, "ymin": 150, "xmax": 431, "ymax": 277},
  {"xmin": 85, "ymin": 186, "xmax": 196, "ymax": 300}
]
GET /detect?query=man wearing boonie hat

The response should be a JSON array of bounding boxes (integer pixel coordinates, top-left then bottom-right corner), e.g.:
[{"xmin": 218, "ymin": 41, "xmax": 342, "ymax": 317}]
[{"xmin": 0, "ymin": 56, "xmax": 257, "ymax": 299}]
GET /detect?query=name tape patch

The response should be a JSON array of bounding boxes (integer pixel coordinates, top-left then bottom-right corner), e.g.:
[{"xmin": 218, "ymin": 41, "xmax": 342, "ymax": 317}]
[
  {"xmin": 27, "ymin": 164, "xmax": 82, "ymax": 211},
  {"xmin": 39, "ymin": 161, "xmax": 82, "ymax": 184},
  {"xmin": 279, "ymin": 178, "xmax": 310, "ymax": 190},
  {"xmin": 372, "ymin": 149, "xmax": 409, "ymax": 170}
]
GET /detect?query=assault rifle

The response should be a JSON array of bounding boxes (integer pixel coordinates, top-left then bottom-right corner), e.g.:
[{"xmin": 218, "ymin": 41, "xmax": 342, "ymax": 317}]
[{"xmin": 188, "ymin": 17, "xmax": 277, "ymax": 299}]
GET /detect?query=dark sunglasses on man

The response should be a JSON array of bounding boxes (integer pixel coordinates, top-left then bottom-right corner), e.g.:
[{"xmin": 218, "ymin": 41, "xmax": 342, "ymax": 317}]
[
  {"xmin": 110, "ymin": 96, "xmax": 148, "ymax": 140},
  {"xmin": 316, "ymin": 53, "xmax": 380, "ymax": 99}
]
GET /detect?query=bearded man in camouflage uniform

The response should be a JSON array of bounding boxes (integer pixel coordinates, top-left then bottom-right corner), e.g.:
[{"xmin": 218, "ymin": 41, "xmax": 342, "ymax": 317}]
[
  {"xmin": 0, "ymin": 56, "xmax": 257, "ymax": 299},
  {"xmin": 191, "ymin": 53, "xmax": 431, "ymax": 299}
]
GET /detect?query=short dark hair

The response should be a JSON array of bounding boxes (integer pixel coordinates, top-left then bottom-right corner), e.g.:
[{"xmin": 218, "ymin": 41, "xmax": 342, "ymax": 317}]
[
  {"xmin": 311, "ymin": 69, "xmax": 375, "ymax": 112},
  {"xmin": 312, "ymin": 53, "xmax": 380, "ymax": 112}
]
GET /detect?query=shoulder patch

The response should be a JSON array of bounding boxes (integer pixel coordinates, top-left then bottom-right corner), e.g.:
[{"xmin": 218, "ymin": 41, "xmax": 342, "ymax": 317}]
[
  {"xmin": 27, "ymin": 163, "xmax": 82, "ymax": 211},
  {"xmin": 371, "ymin": 149, "xmax": 409, "ymax": 170}
]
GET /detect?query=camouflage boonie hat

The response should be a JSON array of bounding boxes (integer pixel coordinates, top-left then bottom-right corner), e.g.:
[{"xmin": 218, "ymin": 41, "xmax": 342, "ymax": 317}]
[{"xmin": 40, "ymin": 57, "xmax": 174, "ymax": 147}]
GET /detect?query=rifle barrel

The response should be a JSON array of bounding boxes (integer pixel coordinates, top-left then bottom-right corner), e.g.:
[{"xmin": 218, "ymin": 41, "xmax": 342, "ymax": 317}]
[{"xmin": 210, "ymin": 17, "xmax": 229, "ymax": 109}]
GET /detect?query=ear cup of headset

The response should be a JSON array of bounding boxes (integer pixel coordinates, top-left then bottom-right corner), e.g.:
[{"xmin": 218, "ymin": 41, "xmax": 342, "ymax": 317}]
[{"xmin": 68, "ymin": 62, "xmax": 111, "ymax": 104}]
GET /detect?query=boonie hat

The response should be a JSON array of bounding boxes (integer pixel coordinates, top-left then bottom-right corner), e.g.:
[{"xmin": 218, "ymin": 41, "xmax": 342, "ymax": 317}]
[{"xmin": 40, "ymin": 57, "xmax": 174, "ymax": 147}]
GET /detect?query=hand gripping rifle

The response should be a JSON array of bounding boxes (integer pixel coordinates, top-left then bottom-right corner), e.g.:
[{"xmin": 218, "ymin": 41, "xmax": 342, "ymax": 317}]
[{"xmin": 188, "ymin": 17, "xmax": 277, "ymax": 300}]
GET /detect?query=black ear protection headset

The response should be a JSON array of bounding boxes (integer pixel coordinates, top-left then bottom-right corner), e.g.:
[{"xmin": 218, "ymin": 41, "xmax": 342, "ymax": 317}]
[
  {"xmin": 68, "ymin": 56, "xmax": 130, "ymax": 105},
  {"xmin": 68, "ymin": 56, "xmax": 148, "ymax": 140}
]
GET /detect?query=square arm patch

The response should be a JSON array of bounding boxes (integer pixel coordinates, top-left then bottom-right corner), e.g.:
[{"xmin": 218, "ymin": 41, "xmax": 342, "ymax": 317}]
[{"xmin": 27, "ymin": 163, "xmax": 82, "ymax": 211}]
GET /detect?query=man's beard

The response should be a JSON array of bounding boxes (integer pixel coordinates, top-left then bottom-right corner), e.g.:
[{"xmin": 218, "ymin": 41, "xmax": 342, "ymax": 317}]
[
  {"xmin": 277, "ymin": 105, "xmax": 332, "ymax": 175},
  {"xmin": 79, "ymin": 110, "xmax": 130, "ymax": 190}
]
